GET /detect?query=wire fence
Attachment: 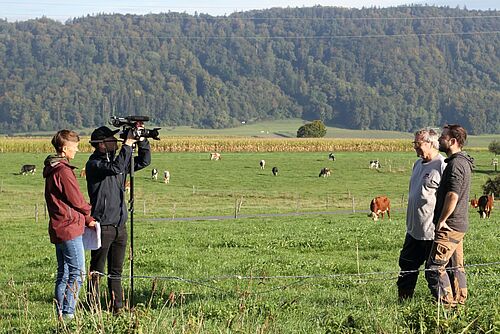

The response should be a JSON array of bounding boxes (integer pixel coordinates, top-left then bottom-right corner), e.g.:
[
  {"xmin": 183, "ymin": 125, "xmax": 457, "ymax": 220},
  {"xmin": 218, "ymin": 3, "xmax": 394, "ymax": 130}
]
[{"xmin": 2, "ymin": 261, "xmax": 499, "ymax": 294}]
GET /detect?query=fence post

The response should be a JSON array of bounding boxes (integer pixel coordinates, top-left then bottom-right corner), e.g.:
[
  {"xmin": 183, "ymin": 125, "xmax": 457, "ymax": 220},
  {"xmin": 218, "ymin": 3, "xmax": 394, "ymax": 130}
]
[
  {"xmin": 234, "ymin": 198, "xmax": 238, "ymax": 218},
  {"xmin": 192, "ymin": 185, "xmax": 196, "ymax": 195},
  {"xmin": 35, "ymin": 204, "xmax": 39, "ymax": 223},
  {"xmin": 352, "ymin": 197, "xmax": 355, "ymax": 213},
  {"xmin": 172, "ymin": 203, "xmax": 176, "ymax": 221},
  {"xmin": 143, "ymin": 200, "xmax": 146, "ymax": 215}
]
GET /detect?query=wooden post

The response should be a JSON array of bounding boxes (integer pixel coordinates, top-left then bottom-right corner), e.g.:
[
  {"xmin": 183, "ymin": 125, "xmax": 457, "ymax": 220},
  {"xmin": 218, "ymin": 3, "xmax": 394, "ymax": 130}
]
[
  {"xmin": 356, "ymin": 239, "xmax": 361, "ymax": 284},
  {"xmin": 234, "ymin": 198, "xmax": 238, "ymax": 218},
  {"xmin": 192, "ymin": 185, "xmax": 196, "ymax": 195},
  {"xmin": 143, "ymin": 200, "xmax": 146, "ymax": 215},
  {"xmin": 352, "ymin": 197, "xmax": 355, "ymax": 213},
  {"xmin": 172, "ymin": 203, "xmax": 176, "ymax": 221},
  {"xmin": 35, "ymin": 204, "xmax": 39, "ymax": 223}
]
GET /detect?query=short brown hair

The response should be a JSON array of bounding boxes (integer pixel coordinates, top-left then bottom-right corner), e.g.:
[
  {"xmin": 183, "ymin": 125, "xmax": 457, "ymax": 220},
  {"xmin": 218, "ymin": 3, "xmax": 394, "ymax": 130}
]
[
  {"xmin": 443, "ymin": 124, "xmax": 467, "ymax": 148},
  {"xmin": 51, "ymin": 130, "xmax": 80, "ymax": 153}
]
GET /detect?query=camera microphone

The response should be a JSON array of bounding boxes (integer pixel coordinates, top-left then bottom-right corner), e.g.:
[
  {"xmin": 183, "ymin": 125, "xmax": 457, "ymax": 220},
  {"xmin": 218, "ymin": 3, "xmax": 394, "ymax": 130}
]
[{"xmin": 127, "ymin": 116, "xmax": 149, "ymax": 122}]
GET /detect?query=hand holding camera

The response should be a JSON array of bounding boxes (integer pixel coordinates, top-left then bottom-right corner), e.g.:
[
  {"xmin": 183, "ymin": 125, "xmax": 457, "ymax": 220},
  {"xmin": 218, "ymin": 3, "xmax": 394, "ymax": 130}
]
[{"xmin": 110, "ymin": 116, "xmax": 161, "ymax": 142}]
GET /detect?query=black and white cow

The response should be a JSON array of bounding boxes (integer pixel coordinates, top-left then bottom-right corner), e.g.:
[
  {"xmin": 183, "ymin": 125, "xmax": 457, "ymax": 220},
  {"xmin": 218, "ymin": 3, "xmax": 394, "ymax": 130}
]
[
  {"xmin": 152, "ymin": 168, "xmax": 158, "ymax": 180},
  {"xmin": 319, "ymin": 167, "xmax": 331, "ymax": 177},
  {"xmin": 20, "ymin": 164, "xmax": 36, "ymax": 175},
  {"xmin": 369, "ymin": 160, "xmax": 381, "ymax": 169},
  {"xmin": 272, "ymin": 167, "xmax": 279, "ymax": 176}
]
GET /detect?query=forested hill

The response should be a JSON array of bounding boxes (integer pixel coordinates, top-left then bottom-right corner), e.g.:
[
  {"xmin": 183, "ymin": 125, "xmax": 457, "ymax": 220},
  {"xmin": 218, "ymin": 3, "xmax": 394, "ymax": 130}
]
[{"xmin": 0, "ymin": 6, "xmax": 499, "ymax": 134}]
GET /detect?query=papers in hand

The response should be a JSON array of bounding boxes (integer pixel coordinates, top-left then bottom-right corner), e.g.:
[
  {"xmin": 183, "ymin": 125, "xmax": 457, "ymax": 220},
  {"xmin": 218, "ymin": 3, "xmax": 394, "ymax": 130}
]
[{"xmin": 83, "ymin": 222, "xmax": 101, "ymax": 250}]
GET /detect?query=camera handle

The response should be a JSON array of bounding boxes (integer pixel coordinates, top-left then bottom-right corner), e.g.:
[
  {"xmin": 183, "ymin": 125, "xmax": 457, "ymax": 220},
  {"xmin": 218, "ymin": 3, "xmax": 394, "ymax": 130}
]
[{"xmin": 128, "ymin": 143, "xmax": 136, "ymax": 307}]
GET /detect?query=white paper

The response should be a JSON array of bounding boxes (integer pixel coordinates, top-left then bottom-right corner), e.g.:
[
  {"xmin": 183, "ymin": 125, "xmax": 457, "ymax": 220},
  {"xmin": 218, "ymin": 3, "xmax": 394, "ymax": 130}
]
[{"xmin": 82, "ymin": 222, "xmax": 101, "ymax": 250}]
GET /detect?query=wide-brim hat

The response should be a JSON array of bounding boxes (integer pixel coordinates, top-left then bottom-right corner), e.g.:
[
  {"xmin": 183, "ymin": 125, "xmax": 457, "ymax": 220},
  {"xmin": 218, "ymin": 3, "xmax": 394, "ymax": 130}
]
[{"xmin": 90, "ymin": 126, "xmax": 120, "ymax": 143}]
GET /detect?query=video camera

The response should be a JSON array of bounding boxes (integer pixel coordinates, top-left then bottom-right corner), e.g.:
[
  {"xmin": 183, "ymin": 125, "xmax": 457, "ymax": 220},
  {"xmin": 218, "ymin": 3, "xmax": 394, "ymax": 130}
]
[{"xmin": 110, "ymin": 116, "xmax": 161, "ymax": 141}]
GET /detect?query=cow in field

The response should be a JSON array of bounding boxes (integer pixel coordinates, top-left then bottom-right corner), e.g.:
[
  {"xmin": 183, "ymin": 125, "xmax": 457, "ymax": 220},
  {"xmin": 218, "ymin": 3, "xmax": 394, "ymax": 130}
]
[
  {"xmin": 151, "ymin": 168, "xmax": 158, "ymax": 180},
  {"xmin": 272, "ymin": 167, "xmax": 278, "ymax": 176},
  {"xmin": 20, "ymin": 164, "xmax": 36, "ymax": 175},
  {"xmin": 328, "ymin": 153, "xmax": 336, "ymax": 161},
  {"xmin": 80, "ymin": 167, "xmax": 86, "ymax": 178},
  {"xmin": 260, "ymin": 160, "xmax": 266, "ymax": 169},
  {"xmin": 210, "ymin": 152, "xmax": 221, "ymax": 160},
  {"xmin": 369, "ymin": 160, "xmax": 381, "ymax": 169},
  {"xmin": 164, "ymin": 170, "xmax": 170, "ymax": 184},
  {"xmin": 477, "ymin": 194, "xmax": 494, "ymax": 219},
  {"xmin": 319, "ymin": 167, "xmax": 331, "ymax": 177},
  {"xmin": 369, "ymin": 196, "xmax": 391, "ymax": 221},
  {"xmin": 470, "ymin": 195, "xmax": 479, "ymax": 209}
]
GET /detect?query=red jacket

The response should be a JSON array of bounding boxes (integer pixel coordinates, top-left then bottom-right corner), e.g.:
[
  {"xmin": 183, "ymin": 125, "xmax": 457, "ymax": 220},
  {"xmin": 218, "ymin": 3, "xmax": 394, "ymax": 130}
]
[{"xmin": 43, "ymin": 155, "xmax": 94, "ymax": 244}]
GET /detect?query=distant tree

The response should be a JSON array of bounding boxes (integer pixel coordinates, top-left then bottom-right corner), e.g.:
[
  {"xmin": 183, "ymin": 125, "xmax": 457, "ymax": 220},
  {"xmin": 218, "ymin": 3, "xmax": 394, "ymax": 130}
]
[
  {"xmin": 482, "ymin": 175, "xmax": 500, "ymax": 197},
  {"xmin": 297, "ymin": 120, "xmax": 327, "ymax": 138},
  {"xmin": 488, "ymin": 140, "xmax": 500, "ymax": 155}
]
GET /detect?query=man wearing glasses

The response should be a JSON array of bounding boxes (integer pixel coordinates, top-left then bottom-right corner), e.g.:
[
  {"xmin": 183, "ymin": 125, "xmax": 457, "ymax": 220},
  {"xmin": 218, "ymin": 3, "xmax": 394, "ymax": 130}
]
[
  {"xmin": 86, "ymin": 126, "xmax": 151, "ymax": 314},
  {"xmin": 425, "ymin": 124, "xmax": 473, "ymax": 306},
  {"xmin": 397, "ymin": 128, "xmax": 446, "ymax": 301}
]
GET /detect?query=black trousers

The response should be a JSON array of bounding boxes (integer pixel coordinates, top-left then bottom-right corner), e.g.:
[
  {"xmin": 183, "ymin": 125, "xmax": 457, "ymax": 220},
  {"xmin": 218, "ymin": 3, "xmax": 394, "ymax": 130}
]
[
  {"xmin": 87, "ymin": 224, "xmax": 127, "ymax": 311},
  {"xmin": 397, "ymin": 233, "xmax": 433, "ymax": 292}
]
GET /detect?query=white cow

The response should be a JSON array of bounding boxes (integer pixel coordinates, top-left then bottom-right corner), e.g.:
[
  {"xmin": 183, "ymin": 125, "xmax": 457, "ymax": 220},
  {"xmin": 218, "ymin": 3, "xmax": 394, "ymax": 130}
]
[
  {"xmin": 164, "ymin": 170, "xmax": 170, "ymax": 184},
  {"xmin": 260, "ymin": 160, "xmax": 266, "ymax": 169},
  {"xmin": 210, "ymin": 152, "xmax": 221, "ymax": 160}
]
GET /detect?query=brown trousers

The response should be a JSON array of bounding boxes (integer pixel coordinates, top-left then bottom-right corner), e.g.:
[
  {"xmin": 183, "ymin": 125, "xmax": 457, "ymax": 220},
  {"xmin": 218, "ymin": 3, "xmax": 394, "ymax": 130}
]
[{"xmin": 425, "ymin": 228, "xmax": 467, "ymax": 305}]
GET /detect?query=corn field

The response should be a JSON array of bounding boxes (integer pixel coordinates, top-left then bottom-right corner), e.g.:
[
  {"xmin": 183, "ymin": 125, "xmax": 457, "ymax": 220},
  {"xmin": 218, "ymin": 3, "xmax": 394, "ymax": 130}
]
[{"xmin": 0, "ymin": 136, "xmax": 415, "ymax": 153}]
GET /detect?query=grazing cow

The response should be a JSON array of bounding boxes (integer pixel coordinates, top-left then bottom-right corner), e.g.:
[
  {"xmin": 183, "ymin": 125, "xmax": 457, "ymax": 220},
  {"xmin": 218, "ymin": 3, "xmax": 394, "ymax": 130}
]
[
  {"xmin": 164, "ymin": 170, "xmax": 170, "ymax": 184},
  {"xmin": 260, "ymin": 160, "xmax": 266, "ymax": 169},
  {"xmin": 477, "ymin": 194, "xmax": 494, "ymax": 219},
  {"xmin": 470, "ymin": 195, "xmax": 479, "ymax": 209},
  {"xmin": 319, "ymin": 167, "xmax": 331, "ymax": 177},
  {"xmin": 125, "ymin": 180, "xmax": 131, "ymax": 193},
  {"xmin": 151, "ymin": 168, "xmax": 158, "ymax": 180},
  {"xmin": 210, "ymin": 152, "xmax": 221, "ymax": 161},
  {"xmin": 80, "ymin": 167, "xmax": 86, "ymax": 178},
  {"xmin": 272, "ymin": 167, "xmax": 278, "ymax": 176},
  {"xmin": 369, "ymin": 160, "xmax": 381, "ymax": 169},
  {"xmin": 368, "ymin": 196, "xmax": 391, "ymax": 221},
  {"xmin": 328, "ymin": 153, "xmax": 336, "ymax": 161},
  {"xmin": 20, "ymin": 164, "xmax": 36, "ymax": 175}
]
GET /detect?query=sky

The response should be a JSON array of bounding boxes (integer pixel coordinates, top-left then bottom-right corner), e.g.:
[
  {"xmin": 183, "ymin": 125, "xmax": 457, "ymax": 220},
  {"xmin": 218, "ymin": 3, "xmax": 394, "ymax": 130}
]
[{"xmin": 0, "ymin": 0, "xmax": 498, "ymax": 22}]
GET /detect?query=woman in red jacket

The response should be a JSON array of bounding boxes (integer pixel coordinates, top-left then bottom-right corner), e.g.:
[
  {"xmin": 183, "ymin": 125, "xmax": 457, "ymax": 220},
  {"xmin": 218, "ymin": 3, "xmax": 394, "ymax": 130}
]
[{"xmin": 43, "ymin": 130, "xmax": 95, "ymax": 321}]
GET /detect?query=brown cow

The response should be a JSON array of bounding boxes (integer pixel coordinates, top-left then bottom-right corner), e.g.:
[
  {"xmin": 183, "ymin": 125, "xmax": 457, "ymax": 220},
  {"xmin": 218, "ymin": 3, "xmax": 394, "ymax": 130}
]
[
  {"xmin": 470, "ymin": 195, "xmax": 478, "ymax": 209},
  {"xmin": 477, "ymin": 194, "xmax": 494, "ymax": 219},
  {"xmin": 80, "ymin": 167, "xmax": 86, "ymax": 178},
  {"xmin": 368, "ymin": 196, "xmax": 391, "ymax": 221}
]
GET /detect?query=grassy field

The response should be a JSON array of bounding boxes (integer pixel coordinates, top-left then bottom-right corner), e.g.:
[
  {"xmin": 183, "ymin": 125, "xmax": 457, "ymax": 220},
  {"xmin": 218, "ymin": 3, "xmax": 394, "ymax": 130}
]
[{"xmin": 0, "ymin": 150, "xmax": 499, "ymax": 333}]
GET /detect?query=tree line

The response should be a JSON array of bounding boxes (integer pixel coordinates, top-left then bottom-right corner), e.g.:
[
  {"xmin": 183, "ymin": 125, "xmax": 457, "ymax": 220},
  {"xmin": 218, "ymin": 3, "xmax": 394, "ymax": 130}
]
[{"xmin": 0, "ymin": 6, "xmax": 498, "ymax": 134}]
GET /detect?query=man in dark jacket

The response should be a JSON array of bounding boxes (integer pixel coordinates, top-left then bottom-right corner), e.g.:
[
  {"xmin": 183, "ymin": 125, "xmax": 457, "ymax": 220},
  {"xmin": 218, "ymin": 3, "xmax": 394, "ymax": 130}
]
[
  {"xmin": 425, "ymin": 124, "xmax": 473, "ymax": 306},
  {"xmin": 86, "ymin": 125, "xmax": 151, "ymax": 313}
]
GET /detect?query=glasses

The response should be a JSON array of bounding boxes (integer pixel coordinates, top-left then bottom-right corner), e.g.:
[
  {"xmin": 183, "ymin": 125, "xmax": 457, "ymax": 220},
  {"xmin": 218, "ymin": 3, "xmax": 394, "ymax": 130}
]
[{"xmin": 412, "ymin": 141, "xmax": 427, "ymax": 147}]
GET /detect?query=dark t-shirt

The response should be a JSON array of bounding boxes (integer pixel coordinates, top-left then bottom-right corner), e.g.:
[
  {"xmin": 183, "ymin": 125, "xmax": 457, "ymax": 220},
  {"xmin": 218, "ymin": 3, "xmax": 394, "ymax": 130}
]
[{"xmin": 433, "ymin": 151, "xmax": 474, "ymax": 232}]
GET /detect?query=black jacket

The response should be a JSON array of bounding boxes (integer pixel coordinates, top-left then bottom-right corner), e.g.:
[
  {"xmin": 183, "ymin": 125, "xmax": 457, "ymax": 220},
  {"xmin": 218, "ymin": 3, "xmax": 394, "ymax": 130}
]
[{"xmin": 86, "ymin": 140, "xmax": 151, "ymax": 226}]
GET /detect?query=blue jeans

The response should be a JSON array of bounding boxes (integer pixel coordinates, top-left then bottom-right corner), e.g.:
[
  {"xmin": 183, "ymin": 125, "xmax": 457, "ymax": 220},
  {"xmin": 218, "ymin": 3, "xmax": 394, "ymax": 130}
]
[{"xmin": 55, "ymin": 235, "xmax": 86, "ymax": 317}]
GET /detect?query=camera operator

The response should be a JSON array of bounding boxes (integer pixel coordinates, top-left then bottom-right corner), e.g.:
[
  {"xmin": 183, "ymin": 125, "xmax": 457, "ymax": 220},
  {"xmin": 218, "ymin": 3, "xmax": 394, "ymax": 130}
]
[{"xmin": 85, "ymin": 125, "xmax": 151, "ymax": 314}]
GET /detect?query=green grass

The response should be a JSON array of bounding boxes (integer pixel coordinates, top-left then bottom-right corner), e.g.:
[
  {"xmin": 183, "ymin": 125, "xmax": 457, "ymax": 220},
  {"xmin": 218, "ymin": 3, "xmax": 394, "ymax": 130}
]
[{"xmin": 0, "ymin": 151, "xmax": 499, "ymax": 333}]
